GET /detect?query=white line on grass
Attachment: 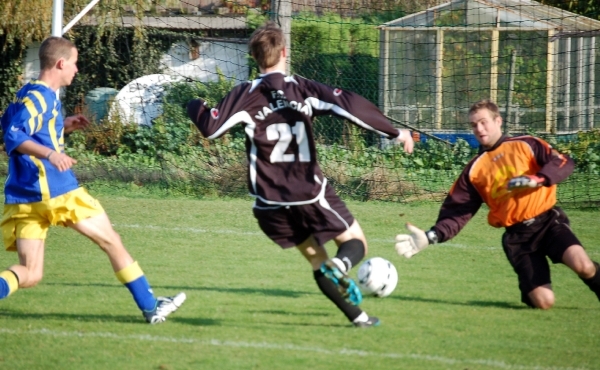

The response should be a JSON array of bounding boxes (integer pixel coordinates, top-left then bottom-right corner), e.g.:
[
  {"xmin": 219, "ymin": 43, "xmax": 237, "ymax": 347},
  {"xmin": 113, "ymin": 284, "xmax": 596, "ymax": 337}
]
[
  {"xmin": 0, "ymin": 328, "xmax": 587, "ymax": 370},
  {"xmin": 114, "ymin": 223, "xmax": 497, "ymax": 250}
]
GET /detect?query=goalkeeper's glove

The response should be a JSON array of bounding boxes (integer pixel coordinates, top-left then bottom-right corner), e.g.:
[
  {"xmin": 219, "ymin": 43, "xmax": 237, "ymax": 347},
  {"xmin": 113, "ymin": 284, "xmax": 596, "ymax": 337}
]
[
  {"xmin": 507, "ymin": 174, "xmax": 546, "ymax": 190},
  {"xmin": 394, "ymin": 223, "xmax": 436, "ymax": 258}
]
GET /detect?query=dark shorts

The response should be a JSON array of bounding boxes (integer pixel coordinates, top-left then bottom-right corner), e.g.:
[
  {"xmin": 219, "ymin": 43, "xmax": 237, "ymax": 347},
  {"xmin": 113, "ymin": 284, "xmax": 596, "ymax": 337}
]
[
  {"xmin": 252, "ymin": 184, "xmax": 354, "ymax": 248},
  {"xmin": 501, "ymin": 207, "xmax": 582, "ymax": 302}
]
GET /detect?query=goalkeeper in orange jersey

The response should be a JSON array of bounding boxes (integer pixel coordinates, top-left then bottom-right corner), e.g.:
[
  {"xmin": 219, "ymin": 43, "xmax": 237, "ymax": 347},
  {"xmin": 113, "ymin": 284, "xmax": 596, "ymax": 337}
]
[{"xmin": 394, "ymin": 99, "xmax": 599, "ymax": 309}]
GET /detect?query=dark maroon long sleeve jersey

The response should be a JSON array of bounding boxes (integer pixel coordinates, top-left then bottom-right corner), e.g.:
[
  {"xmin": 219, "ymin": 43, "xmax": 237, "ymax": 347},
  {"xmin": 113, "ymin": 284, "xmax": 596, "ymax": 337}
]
[{"xmin": 188, "ymin": 71, "xmax": 400, "ymax": 205}]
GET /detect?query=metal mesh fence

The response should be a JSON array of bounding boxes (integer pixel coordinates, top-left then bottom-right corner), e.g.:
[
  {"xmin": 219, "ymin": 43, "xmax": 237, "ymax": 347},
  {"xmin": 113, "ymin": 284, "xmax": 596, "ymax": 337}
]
[{"xmin": 2, "ymin": 0, "xmax": 599, "ymax": 207}]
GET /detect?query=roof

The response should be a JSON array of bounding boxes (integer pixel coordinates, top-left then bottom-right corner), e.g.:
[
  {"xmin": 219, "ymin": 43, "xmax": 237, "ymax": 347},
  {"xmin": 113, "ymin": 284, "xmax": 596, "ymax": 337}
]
[
  {"xmin": 381, "ymin": 0, "xmax": 600, "ymax": 31},
  {"xmin": 80, "ymin": 15, "xmax": 248, "ymax": 30}
]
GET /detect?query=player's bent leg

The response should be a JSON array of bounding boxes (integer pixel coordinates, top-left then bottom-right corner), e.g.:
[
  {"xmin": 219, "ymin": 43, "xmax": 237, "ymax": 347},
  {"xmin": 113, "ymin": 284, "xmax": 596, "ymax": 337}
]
[
  {"xmin": 528, "ymin": 284, "xmax": 555, "ymax": 309},
  {"xmin": 561, "ymin": 245, "xmax": 600, "ymax": 301},
  {"xmin": 296, "ymin": 235, "xmax": 329, "ymax": 270},
  {"xmin": 68, "ymin": 213, "xmax": 134, "ymax": 271},
  {"xmin": 13, "ymin": 239, "xmax": 46, "ymax": 288},
  {"xmin": 297, "ymin": 237, "xmax": 372, "ymax": 325},
  {"xmin": 333, "ymin": 220, "xmax": 368, "ymax": 256},
  {"xmin": 70, "ymin": 214, "xmax": 185, "ymax": 323},
  {"xmin": 313, "ymin": 269, "xmax": 376, "ymax": 327},
  {"xmin": 1, "ymin": 239, "xmax": 46, "ymax": 298},
  {"xmin": 332, "ymin": 239, "xmax": 365, "ymax": 273},
  {"xmin": 562, "ymin": 244, "xmax": 596, "ymax": 278}
]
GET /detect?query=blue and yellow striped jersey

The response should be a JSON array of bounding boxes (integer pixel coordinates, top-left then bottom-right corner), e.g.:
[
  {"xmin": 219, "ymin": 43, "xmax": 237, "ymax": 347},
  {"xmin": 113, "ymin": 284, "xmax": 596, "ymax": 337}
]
[{"xmin": 1, "ymin": 80, "xmax": 79, "ymax": 204}]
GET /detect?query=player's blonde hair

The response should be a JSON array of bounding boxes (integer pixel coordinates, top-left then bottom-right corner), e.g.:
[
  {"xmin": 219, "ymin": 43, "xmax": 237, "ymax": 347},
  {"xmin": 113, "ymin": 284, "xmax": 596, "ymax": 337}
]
[
  {"xmin": 39, "ymin": 37, "xmax": 76, "ymax": 71},
  {"xmin": 248, "ymin": 21, "xmax": 285, "ymax": 69},
  {"xmin": 468, "ymin": 99, "xmax": 501, "ymax": 119}
]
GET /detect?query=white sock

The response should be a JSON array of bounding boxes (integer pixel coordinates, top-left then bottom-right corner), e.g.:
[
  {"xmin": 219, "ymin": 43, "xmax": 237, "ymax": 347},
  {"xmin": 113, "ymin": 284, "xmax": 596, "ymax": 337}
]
[
  {"xmin": 353, "ymin": 311, "xmax": 368, "ymax": 323},
  {"xmin": 331, "ymin": 257, "xmax": 347, "ymax": 273}
]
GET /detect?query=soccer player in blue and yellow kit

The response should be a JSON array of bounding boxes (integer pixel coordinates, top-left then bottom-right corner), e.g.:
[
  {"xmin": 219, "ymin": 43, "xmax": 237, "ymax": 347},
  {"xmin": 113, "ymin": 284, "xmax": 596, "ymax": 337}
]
[{"xmin": 0, "ymin": 36, "xmax": 185, "ymax": 324}]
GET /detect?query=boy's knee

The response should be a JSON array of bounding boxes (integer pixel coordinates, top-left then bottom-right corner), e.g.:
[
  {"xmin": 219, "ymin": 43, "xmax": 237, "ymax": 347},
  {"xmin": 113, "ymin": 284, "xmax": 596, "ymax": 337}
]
[
  {"xmin": 95, "ymin": 231, "xmax": 123, "ymax": 252},
  {"xmin": 21, "ymin": 271, "xmax": 43, "ymax": 288},
  {"xmin": 528, "ymin": 288, "xmax": 555, "ymax": 310}
]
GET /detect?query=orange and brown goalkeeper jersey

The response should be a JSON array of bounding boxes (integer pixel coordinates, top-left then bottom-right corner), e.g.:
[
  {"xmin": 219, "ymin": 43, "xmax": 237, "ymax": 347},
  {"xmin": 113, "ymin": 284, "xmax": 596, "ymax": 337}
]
[{"xmin": 431, "ymin": 135, "xmax": 574, "ymax": 243}]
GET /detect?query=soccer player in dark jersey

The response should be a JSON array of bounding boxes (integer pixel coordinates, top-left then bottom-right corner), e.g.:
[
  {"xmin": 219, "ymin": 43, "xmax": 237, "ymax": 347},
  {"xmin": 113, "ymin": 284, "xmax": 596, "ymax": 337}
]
[
  {"xmin": 187, "ymin": 21, "xmax": 414, "ymax": 327},
  {"xmin": 395, "ymin": 99, "xmax": 600, "ymax": 309},
  {"xmin": 0, "ymin": 36, "xmax": 185, "ymax": 324}
]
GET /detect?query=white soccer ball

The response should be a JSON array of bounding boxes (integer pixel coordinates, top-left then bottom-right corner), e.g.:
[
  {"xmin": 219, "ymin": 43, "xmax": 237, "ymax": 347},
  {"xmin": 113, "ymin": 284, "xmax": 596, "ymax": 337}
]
[{"xmin": 356, "ymin": 257, "xmax": 398, "ymax": 297}]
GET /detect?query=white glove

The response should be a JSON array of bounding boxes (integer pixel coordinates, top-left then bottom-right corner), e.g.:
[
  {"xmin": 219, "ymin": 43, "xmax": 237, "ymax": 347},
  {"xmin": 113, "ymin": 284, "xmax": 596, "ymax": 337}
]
[{"xmin": 395, "ymin": 223, "xmax": 430, "ymax": 258}]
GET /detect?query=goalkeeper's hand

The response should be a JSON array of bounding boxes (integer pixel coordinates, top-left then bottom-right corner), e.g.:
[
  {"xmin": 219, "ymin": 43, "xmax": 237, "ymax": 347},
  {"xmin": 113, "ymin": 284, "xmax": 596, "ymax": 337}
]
[
  {"xmin": 186, "ymin": 98, "xmax": 207, "ymax": 123},
  {"xmin": 507, "ymin": 174, "xmax": 546, "ymax": 190},
  {"xmin": 394, "ymin": 223, "xmax": 430, "ymax": 258}
]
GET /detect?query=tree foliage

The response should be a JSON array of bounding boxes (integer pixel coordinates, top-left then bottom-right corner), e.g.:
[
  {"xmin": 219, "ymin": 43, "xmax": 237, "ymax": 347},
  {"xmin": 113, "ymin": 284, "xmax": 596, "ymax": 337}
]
[{"xmin": 539, "ymin": 0, "xmax": 599, "ymax": 20}]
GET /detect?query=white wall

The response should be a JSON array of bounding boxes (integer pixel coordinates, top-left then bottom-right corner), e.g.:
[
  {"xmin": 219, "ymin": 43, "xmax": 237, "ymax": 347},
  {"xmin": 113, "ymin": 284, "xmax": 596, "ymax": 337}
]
[
  {"xmin": 23, "ymin": 42, "xmax": 41, "ymax": 83},
  {"xmin": 23, "ymin": 39, "xmax": 249, "ymax": 85},
  {"xmin": 160, "ymin": 40, "xmax": 249, "ymax": 83}
]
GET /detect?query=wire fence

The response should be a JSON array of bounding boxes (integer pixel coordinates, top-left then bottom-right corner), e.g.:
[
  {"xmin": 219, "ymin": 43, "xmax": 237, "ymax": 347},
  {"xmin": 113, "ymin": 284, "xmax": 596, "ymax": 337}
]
[{"xmin": 2, "ymin": 0, "xmax": 600, "ymax": 207}]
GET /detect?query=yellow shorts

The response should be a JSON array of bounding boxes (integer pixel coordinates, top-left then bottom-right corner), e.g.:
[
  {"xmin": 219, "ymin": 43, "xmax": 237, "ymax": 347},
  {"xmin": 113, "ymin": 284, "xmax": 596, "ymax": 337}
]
[{"xmin": 1, "ymin": 187, "xmax": 105, "ymax": 251}]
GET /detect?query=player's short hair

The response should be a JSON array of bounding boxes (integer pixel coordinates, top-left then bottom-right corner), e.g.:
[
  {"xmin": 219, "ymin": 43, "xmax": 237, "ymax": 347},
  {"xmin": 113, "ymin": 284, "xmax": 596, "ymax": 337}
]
[
  {"xmin": 39, "ymin": 37, "xmax": 76, "ymax": 71},
  {"xmin": 248, "ymin": 21, "xmax": 285, "ymax": 69},
  {"xmin": 468, "ymin": 99, "xmax": 500, "ymax": 119}
]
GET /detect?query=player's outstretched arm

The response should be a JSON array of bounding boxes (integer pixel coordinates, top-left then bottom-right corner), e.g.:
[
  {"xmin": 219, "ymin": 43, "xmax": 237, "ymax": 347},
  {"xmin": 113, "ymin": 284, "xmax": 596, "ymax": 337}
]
[{"xmin": 394, "ymin": 223, "xmax": 433, "ymax": 258}]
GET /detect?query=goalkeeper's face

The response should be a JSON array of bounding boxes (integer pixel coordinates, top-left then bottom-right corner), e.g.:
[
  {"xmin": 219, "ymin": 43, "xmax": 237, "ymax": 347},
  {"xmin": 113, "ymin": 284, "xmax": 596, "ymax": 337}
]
[{"xmin": 469, "ymin": 108, "xmax": 503, "ymax": 149}]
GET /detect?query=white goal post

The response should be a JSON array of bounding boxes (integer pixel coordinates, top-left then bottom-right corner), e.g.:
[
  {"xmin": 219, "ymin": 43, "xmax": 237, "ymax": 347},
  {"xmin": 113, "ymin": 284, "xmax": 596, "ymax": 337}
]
[{"xmin": 52, "ymin": 0, "xmax": 101, "ymax": 37}]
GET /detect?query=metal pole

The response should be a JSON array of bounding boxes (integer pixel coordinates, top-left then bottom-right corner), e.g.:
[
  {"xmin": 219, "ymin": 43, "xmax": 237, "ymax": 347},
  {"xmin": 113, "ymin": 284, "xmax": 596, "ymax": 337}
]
[
  {"xmin": 62, "ymin": 0, "xmax": 101, "ymax": 35},
  {"xmin": 505, "ymin": 50, "xmax": 517, "ymax": 134},
  {"xmin": 52, "ymin": 0, "xmax": 63, "ymax": 98},
  {"xmin": 52, "ymin": 0, "xmax": 63, "ymax": 36}
]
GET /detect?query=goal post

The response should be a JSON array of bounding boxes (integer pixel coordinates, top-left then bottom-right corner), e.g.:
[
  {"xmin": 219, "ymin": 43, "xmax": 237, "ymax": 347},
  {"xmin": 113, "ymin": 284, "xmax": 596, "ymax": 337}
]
[{"xmin": 52, "ymin": 0, "xmax": 101, "ymax": 37}]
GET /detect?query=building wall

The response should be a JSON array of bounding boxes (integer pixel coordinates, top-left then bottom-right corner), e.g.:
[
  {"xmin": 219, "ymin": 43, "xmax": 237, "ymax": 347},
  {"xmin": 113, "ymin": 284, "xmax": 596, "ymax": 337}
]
[{"xmin": 161, "ymin": 39, "xmax": 249, "ymax": 83}]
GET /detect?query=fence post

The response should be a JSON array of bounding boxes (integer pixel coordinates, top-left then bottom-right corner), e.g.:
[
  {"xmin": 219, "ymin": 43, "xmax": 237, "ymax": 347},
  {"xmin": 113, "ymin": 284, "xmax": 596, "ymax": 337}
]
[
  {"xmin": 271, "ymin": 0, "xmax": 292, "ymax": 74},
  {"xmin": 546, "ymin": 29, "xmax": 556, "ymax": 133},
  {"xmin": 435, "ymin": 29, "xmax": 444, "ymax": 130},
  {"xmin": 505, "ymin": 49, "xmax": 516, "ymax": 134}
]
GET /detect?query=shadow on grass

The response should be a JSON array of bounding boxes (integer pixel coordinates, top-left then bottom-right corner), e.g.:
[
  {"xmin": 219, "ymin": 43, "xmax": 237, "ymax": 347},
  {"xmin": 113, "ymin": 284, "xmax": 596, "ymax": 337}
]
[
  {"xmin": 247, "ymin": 309, "xmax": 333, "ymax": 317},
  {"xmin": 44, "ymin": 282, "xmax": 589, "ymax": 310},
  {"xmin": 0, "ymin": 310, "xmax": 146, "ymax": 324},
  {"xmin": 0, "ymin": 309, "xmax": 222, "ymax": 326},
  {"xmin": 389, "ymin": 294, "xmax": 529, "ymax": 309},
  {"xmin": 44, "ymin": 282, "xmax": 316, "ymax": 298}
]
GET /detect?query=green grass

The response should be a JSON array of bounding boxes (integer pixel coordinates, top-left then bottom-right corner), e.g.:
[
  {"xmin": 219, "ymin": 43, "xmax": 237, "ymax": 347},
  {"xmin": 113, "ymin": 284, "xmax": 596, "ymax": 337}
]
[{"xmin": 0, "ymin": 194, "xmax": 598, "ymax": 370}]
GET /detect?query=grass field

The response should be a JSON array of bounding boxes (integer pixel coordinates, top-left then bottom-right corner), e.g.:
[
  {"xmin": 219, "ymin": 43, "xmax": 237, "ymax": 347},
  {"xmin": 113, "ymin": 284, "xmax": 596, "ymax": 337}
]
[{"xmin": 0, "ymin": 192, "xmax": 598, "ymax": 370}]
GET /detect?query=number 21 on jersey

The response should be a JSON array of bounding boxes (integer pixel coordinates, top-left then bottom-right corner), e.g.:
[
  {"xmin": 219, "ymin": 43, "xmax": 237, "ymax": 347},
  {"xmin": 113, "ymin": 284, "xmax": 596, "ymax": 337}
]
[{"xmin": 266, "ymin": 121, "xmax": 311, "ymax": 163}]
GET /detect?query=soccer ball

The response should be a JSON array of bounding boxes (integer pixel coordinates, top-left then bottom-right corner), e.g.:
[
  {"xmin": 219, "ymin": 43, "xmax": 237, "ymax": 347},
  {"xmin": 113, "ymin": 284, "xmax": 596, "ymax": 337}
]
[{"xmin": 356, "ymin": 257, "xmax": 398, "ymax": 297}]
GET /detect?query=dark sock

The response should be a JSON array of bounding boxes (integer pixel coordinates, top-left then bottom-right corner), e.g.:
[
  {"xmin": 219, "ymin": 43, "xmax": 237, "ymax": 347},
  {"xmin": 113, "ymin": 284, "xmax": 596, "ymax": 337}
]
[
  {"xmin": 313, "ymin": 269, "xmax": 361, "ymax": 321},
  {"xmin": 581, "ymin": 261, "xmax": 600, "ymax": 301},
  {"xmin": 335, "ymin": 239, "xmax": 365, "ymax": 271}
]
